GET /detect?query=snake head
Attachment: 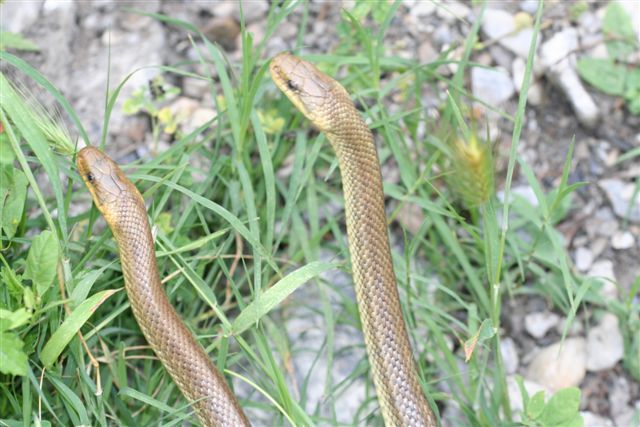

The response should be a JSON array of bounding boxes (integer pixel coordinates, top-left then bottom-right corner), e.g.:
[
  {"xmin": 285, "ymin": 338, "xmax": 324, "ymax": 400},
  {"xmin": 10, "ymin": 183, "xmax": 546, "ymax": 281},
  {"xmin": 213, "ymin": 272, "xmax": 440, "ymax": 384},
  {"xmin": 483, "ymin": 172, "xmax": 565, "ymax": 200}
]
[
  {"xmin": 270, "ymin": 52, "xmax": 349, "ymax": 135},
  {"xmin": 77, "ymin": 147, "xmax": 132, "ymax": 219}
]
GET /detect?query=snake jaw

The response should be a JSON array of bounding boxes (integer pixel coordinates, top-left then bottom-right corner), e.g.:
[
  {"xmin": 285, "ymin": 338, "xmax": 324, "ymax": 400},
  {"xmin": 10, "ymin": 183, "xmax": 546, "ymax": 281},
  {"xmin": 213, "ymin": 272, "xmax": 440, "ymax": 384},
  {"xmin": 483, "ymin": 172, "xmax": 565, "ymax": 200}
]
[{"xmin": 270, "ymin": 52, "xmax": 335, "ymax": 133}]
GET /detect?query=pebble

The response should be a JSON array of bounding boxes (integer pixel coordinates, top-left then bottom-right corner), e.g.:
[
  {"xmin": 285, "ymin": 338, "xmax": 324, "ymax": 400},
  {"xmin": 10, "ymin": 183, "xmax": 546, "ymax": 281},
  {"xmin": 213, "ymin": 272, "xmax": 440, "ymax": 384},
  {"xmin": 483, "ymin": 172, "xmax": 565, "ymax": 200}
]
[
  {"xmin": 526, "ymin": 337, "xmax": 586, "ymax": 391},
  {"xmin": 611, "ymin": 230, "xmax": 635, "ymax": 249},
  {"xmin": 587, "ymin": 260, "xmax": 618, "ymax": 300},
  {"xmin": 232, "ymin": 0, "xmax": 268, "ymax": 24},
  {"xmin": 525, "ymin": 311, "xmax": 560, "ymax": 339},
  {"xmin": 586, "ymin": 313, "xmax": 623, "ymax": 372},
  {"xmin": 574, "ymin": 247, "xmax": 594, "ymax": 272},
  {"xmin": 0, "ymin": 0, "xmax": 43, "ymax": 33},
  {"xmin": 396, "ymin": 202, "xmax": 425, "ymax": 235},
  {"xmin": 519, "ymin": 0, "xmax": 539, "ymax": 14},
  {"xmin": 182, "ymin": 77, "xmax": 210, "ymax": 100},
  {"xmin": 435, "ymin": 0, "xmax": 470, "ymax": 22},
  {"xmin": 409, "ymin": 0, "xmax": 437, "ymax": 18},
  {"xmin": 481, "ymin": 9, "xmax": 539, "ymax": 58},
  {"xmin": 497, "ymin": 185, "xmax": 539, "ymax": 207},
  {"xmin": 184, "ymin": 107, "xmax": 216, "ymax": 134},
  {"xmin": 500, "ymin": 337, "xmax": 519, "ymax": 374},
  {"xmin": 471, "ymin": 67, "xmax": 515, "ymax": 107},
  {"xmin": 599, "ymin": 179, "xmax": 640, "ymax": 223},
  {"xmin": 539, "ymin": 28, "xmax": 599, "ymax": 128},
  {"xmin": 202, "ymin": 16, "xmax": 240, "ymax": 51}
]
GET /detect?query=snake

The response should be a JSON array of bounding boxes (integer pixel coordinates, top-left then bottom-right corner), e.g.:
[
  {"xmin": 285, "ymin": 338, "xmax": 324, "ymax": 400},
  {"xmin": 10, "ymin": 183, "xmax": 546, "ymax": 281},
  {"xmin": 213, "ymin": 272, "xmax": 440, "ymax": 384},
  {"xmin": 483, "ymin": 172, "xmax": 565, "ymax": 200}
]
[
  {"xmin": 77, "ymin": 52, "xmax": 437, "ymax": 427},
  {"xmin": 270, "ymin": 52, "xmax": 437, "ymax": 426},
  {"xmin": 77, "ymin": 146, "xmax": 250, "ymax": 426}
]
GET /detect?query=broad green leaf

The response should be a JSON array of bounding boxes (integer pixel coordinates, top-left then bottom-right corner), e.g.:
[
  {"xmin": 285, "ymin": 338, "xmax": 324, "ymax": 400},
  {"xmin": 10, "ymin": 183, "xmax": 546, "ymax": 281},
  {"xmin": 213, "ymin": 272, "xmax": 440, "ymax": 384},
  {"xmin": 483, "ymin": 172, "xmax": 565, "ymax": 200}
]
[
  {"xmin": 0, "ymin": 133, "xmax": 16, "ymax": 164},
  {"xmin": 556, "ymin": 413, "xmax": 584, "ymax": 427},
  {"xmin": 542, "ymin": 387, "xmax": 581, "ymax": 425},
  {"xmin": 527, "ymin": 390, "xmax": 546, "ymax": 420},
  {"xmin": 232, "ymin": 261, "xmax": 334, "ymax": 334},
  {"xmin": 1, "ymin": 165, "xmax": 28, "ymax": 239},
  {"xmin": 602, "ymin": 2, "xmax": 637, "ymax": 59},
  {"xmin": 0, "ymin": 331, "xmax": 28, "ymax": 375},
  {"xmin": 40, "ymin": 289, "xmax": 119, "ymax": 367},
  {"xmin": 24, "ymin": 230, "xmax": 59, "ymax": 296},
  {"xmin": 0, "ymin": 308, "xmax": 30, "ymax": 331},
  {"xmin": 577, "ymin": 58, "xmax": 626, "ymax": 96}
]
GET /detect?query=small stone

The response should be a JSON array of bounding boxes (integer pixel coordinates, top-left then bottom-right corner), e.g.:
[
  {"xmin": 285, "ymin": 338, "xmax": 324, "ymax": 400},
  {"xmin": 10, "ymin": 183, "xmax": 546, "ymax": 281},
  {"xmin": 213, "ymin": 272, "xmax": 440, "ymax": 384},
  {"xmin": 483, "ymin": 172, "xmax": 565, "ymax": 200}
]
[
  {"xmin": 587, "ymin": 260, "xmax": 618, "ymax": 300},
  {"xmin": 435, "ymin": 0, "xmax": 470, "ymax": 22},
  {"xmin": 396, "ymin": 203, "xmax": 425, "ymax": 235},
  {"xmin": 0, "ymin": 1, "xmax": 43, "ymax": 33},
  {"xmin": 611, "ymin": 231, "xmax": 635, "ymax": 249},
  {"xmin": 202, "ymin": 16, "xmax": 240, "ymax": 51},
  {"xmin": 482, "ymin": 9, "xmax": 539, "ymax": 58},
  {"xmin": 586, "ymin": 313, "xmax": 624, "ymax": 372},
  {"xmin": 471, "ymin": 67, "xmax": 515, "ymax": 107},
  {"xmin": 525, "ymin": 311, "xmax": 560, "ymax": 339},
  {"xmin": 232, "ymin": 0, "xmax": 268, "ymax": 24},
  {"xmin": 574, "ymin": 247, "xmax": 594, "ymax": 272},
  {"xmin": 168, "ymin": 97, "xmax": 200, "ymax": 118},
  {"xmin": 581, "ymin": 412, "xmax": 614, "ymax": 427},
  {"xmin": 184, "ymin": 107, "xmax": 216, "ymax": 134},
  {"xmin": 501, "ymin": 337, "xmax": 519, "ymax": 374},
  {"xmin": 409, "ymin": 0, "xmax": 437, "ymax": 17},
  {"xmin": 497, "ymin": 185, "xmax": 539, "ymax": 207},
  {"xmin": 182, "ymin": 77, "xmax": 210, "ymax": 100},
  {"xmin": 599, "ymin": 179, "xmax": 640, "ymax": 223},
  {"xmin": 519, "ymin": 0, "xmax": 539, "ymax": 14},
  {"xmin": 539, "ymin": 28, "xmax": 579, "ymax": 70},
  {"xmin": 551, "ymin": 60, "xmax": 600, "ymax": 128},
  {"xmin": 526, "ymin": 338, "xmax": 586, "ymax": 391}
]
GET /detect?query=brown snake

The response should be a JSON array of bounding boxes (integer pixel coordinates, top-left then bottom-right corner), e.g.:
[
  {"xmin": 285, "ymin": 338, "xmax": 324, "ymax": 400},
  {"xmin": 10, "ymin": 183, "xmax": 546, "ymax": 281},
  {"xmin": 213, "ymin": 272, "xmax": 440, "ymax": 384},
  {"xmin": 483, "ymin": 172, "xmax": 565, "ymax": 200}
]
[
  {"xmin": 77, "ymin": 147, "xmax": 250, "ymax": 426},
  {"xmin": 77, "ymin": 52, "xmax": 437, "ymax": 426},
  {"xmin": 271, "ymin": 52, "xmax": 437, "ymax": 426}
]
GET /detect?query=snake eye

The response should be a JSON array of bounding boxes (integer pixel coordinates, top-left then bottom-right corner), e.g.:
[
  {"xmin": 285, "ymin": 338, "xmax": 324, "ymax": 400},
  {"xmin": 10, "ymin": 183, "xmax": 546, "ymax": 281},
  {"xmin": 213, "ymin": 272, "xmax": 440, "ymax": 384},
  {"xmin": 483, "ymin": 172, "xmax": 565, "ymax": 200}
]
[
  {"xmin": 286, "ymin": 79, "xmax": 298, "ymax": 91},
  {"xmin": 86, "ymin": 172, "xmax": 94, "ymax": 183}
]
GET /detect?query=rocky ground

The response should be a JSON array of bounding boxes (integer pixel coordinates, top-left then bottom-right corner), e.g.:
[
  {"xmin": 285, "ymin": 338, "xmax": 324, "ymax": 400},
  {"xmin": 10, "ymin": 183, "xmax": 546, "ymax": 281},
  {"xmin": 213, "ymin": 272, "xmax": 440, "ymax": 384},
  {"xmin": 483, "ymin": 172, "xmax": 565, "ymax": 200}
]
[{"xmin": 2, "ymin": 1, "xmax": 639, "ymax": 426}]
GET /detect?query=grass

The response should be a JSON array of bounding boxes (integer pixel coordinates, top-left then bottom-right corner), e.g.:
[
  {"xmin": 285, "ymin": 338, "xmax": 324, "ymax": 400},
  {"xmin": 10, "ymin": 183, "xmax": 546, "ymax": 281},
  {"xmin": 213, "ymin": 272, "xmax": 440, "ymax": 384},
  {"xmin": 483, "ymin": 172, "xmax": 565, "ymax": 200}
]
[{"xmin": 1, "ymin": 1, "xmax": 636, "ymax": 426}]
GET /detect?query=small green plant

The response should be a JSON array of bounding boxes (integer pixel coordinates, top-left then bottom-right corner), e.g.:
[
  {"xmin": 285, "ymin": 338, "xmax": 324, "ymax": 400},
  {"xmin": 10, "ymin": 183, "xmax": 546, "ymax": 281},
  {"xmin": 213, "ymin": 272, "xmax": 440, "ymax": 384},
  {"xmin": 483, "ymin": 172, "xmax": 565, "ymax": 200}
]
[
  {"xmin": 516, "ymin": 378, "xmax": 584, "ymax": 427},
  {"xmin": 0, "ymin": 31, "xmax": 38, "ymax": 52},
  {"xmin": 122, "ymin": 74, "xmax": 182, "ymax": 135},
  {"xmin": 577, "ymin": 2, "xmax": 640, "ymax": 114}
]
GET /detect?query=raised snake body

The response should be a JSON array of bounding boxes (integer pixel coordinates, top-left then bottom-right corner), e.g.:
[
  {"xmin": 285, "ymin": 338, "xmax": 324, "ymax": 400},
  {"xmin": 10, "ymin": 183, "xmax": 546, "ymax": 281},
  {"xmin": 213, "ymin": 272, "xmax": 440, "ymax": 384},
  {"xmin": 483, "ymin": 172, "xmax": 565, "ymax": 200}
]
[
  {"xmin": 77, "ymin": 147, "xmax": 250, "ymax": 426},
  {"xmin": 271, "ymin": 52, "xmax": 436, "ymax": 427},
  {"xmin": 77, "ymin": 52, "xmax": 436, "ymax": 426}
]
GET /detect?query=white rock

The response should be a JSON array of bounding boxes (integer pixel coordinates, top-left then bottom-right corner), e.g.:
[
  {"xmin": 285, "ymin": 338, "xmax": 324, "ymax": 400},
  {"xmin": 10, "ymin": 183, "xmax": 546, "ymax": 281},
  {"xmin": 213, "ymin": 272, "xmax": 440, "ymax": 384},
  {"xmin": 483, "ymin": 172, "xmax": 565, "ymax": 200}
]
[
  {"xmin": 551, "ymin": 59, "xmax": 600, "ymax": 128},
  {"xmin": 232, "ymin": 0, "xmax": 268, "ymax": 23},
  {"xmin": 586, "ymin": 313, "xmax": 624, "ymax": 371},
  {"xmin": 599, "ymin": 179, "xmax": 640, "ymax": 223},
  {"xmin": 0, "ymin": 1, "xmax": 43, "ymax": 33},
  {"xmin": 539, "ymin": 28, "xmax": 579, "ymax": 70},
  {"xmin": 574, "ymin": 247, "xmax": 594, "ymax": 272},
  {"xmin": 184, "ymin": 107, "xmax": 216, "ymax": 134},
  {"xmin": 526, "ymin": 338, "xmax": 586, "ymax": 391},
  {"xmin": 525, "ymin": 311, "xmax": 561, "ymax": 339},
  {"xmin": 482, "ymin": 9, "xmax": 540, "ymax": 58},
  {"xmin": 472, "ymin": 67, "xmax": 515, "ymax": 107},
  {"xmin": 520, "ymin": 0, "xmax": 539, "ymax": 14},
  {"xmin": 497, "ymin": 185, "xmax": 539, "ymax": 207},
  {"xmin": 587, "ymin": 260, "xmax": 618, "ymax": 301},
  {"xmin": 501, "ymin": 337, "xmax": 520, "ymax": 374},
  {"xmin": 581, "ymin": 411, "xmax": 614, "ymax": 427},
  {"xmin": 611, "ymin": 230, "xmax": 635, "ymax": 249},
  {"xmin": 410, "ymin": 0, "xmax": 438, "ymax": 17},
  {"xmin": 436, "ymin": 0, "xmax": 470, "ymax": 22}
]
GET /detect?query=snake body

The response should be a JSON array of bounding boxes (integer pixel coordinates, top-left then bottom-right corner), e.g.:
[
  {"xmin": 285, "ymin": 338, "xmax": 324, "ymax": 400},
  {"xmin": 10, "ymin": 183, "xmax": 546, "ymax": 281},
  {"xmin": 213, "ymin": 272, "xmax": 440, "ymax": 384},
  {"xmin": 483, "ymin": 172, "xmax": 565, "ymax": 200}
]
[
  {"xmin": 270, "ymin": 52, "xmax": 437, "ymax": 426},
  {"xmin": 77, "ymin": 147, "xmax": 250, "ymax": 427}
]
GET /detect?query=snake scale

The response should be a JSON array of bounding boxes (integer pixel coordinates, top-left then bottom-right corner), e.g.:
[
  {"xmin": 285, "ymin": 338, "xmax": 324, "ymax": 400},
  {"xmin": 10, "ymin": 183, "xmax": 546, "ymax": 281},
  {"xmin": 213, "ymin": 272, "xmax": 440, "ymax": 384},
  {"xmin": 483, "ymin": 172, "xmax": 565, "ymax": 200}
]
[{"xmin": 77, "ymin": 52, "xmax": 436, "ymax": 426}]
